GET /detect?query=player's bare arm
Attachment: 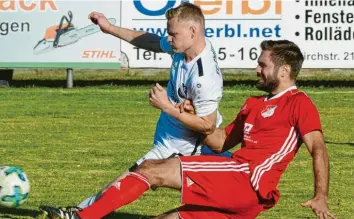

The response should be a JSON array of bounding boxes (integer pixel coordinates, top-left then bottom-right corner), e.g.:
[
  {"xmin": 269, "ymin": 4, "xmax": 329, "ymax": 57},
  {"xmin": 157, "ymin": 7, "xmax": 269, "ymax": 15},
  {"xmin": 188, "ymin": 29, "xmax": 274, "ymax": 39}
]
[
  {"xmin": 177, "ymin": 99, "xmax": 241, "ymax": 153},
  {"xmin": 178, "ymin": 101, "xmax": 229, "ymax": 152},
  {"xmin": 204, "ymin": 124, "xmax": 243, "ymax": 153},
  {"xmin": 175, "ymin": 100, "xmax": 195, "ymax": 115},
  {"xmin": 149, "ymin": 83, "xmax": 216, "ymax": 135},
  {"xmin": 203, "ymin": 128, "xmax": 228, "ymax": 152},
  {"xmin": 301, "ymin": 130, "xmax": 337, "ymax": 219},
  {"xmin": 89, "ymin": 12, "xmax": 162, "ymax": 53}
]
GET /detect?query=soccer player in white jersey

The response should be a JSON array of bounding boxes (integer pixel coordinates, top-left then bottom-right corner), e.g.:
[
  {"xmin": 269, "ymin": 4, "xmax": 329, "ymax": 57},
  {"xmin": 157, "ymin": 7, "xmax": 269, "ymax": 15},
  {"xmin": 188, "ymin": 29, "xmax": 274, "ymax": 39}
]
[{"xmin": 70, "ymin": 2, "xmax": 231, "ymax": 210}]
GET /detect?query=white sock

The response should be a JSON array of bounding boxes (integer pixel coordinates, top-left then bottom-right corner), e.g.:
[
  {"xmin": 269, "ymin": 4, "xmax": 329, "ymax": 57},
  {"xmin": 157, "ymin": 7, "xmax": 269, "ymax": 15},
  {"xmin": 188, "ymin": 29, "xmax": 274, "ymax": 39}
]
[{"xmin": 77, "ymin": 194, "xmax": 99, "ymax": 209}]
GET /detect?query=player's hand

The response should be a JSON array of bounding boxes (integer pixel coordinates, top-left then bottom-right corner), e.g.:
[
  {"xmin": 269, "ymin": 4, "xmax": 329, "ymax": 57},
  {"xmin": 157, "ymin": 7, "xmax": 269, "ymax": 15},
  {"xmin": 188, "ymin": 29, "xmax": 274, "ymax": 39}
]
[
  {"xmin": 88, "ymin": 12, "xmax": 112, "ymax": 34},
  {"xmin": 175, "ymin": 100, "xmax": 195, "ymax": 114},
  {"xmin": 149, "ymin": 83, "xmax": 171, "ymax": 111},
  {"xmin": 301, "ymin": 197, "xmax": 336, "ymax": 219}
]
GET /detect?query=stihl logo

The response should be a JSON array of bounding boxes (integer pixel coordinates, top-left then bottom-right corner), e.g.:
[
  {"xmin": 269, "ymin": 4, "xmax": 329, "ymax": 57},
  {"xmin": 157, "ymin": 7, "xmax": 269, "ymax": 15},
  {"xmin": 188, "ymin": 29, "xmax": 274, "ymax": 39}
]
[
  {"xmin": 0, "ymin": 0, "xmax": 58, "ymax": 12},
  {"xmin": 82, "ymin": 50, "xmax": 117, "ymax": 59}
]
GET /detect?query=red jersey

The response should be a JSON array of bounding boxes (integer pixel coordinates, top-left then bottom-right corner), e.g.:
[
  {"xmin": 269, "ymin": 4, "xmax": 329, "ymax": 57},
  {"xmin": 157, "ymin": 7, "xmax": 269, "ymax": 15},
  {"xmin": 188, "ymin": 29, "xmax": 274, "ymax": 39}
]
[{"xmin": 225, "ymin": 86, "xmax": 322, "ymax": 205}]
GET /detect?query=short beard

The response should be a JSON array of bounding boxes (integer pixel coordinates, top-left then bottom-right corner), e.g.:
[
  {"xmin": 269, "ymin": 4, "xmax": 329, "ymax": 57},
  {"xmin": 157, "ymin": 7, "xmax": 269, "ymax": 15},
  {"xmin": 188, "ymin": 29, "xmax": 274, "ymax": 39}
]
[
  {"xmin": 256, "ymin": 78, "xmax": 280, "ymax": 93},
  {"xmin": 256, "ymin": 70, "xmax": 280, "ymax": 93}
]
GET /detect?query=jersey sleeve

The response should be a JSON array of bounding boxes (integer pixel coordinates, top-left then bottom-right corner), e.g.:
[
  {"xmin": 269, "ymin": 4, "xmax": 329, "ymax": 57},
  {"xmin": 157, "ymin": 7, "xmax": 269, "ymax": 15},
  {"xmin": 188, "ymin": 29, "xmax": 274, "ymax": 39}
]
[
  {"xmin": 160, "ymin": 36, "xmax": 174, "ymax": 55},
  {"xmin": 224, "ymin": 98, "xmax": 252, "ymax": 145},
  {"xmin": 292, "ymin": 94, "xmax": 322, "ymax": 137},
  {"xmin": 225, "ymin": 115, "xmax": 243, "ymax": 137},
  {"xmin": 190, "ymin": 67, "xmax": 222, "ymax": 117}
]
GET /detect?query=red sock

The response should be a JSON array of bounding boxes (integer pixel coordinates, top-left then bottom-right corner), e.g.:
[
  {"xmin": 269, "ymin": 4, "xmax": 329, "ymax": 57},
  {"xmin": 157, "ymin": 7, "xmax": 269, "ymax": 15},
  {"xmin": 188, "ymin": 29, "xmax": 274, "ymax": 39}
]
[{"xmin": 77, "ymin": 172, "xmax": 150, "ymax": 219}]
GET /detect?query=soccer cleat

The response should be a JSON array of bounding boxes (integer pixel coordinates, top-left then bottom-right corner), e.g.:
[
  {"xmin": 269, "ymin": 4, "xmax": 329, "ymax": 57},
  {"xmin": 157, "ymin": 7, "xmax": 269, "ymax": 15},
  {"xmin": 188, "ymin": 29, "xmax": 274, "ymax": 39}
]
[{"xmin": 38, "ymin": 205, "xmax": 81, "ymax": 219}]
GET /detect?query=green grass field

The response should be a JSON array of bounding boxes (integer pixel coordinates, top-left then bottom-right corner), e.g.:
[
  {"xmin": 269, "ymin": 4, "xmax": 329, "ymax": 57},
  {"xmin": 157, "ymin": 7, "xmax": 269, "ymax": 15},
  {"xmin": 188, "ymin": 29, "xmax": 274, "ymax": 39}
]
[{"xmin": 1, "ymin": 71, "xmax": 353, "ymax": 219}]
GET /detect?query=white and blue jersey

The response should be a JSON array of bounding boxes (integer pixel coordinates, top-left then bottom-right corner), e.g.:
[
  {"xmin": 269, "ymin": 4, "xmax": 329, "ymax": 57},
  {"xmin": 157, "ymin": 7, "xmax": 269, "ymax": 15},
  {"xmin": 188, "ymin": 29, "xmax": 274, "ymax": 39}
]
[
  {"xmin": 77, "ymin": 37, "xmax": 227, "ymax": 209},
  {"xmin": 136, "ymin": 37, "xmax": 224, "ymax": 164}
]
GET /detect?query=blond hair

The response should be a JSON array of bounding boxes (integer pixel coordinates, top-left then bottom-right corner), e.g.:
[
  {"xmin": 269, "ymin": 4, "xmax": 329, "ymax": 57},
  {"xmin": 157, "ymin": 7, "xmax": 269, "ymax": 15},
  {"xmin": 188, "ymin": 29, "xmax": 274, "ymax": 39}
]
[{"xmin": 165, "ymin": 2, "xmax": 205, "ymax": 27}]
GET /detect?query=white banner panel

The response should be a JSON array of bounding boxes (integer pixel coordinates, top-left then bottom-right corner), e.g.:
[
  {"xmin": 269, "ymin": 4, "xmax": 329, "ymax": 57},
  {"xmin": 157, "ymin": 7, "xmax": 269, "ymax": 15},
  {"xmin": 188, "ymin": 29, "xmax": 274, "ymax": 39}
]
[
  {"xmin": 121, "ymin": 0, "xmax": 354, "ymax": 68},
  {"xmin": 0, "ymin": 0, "xmax": 121, "ymax": 69}
]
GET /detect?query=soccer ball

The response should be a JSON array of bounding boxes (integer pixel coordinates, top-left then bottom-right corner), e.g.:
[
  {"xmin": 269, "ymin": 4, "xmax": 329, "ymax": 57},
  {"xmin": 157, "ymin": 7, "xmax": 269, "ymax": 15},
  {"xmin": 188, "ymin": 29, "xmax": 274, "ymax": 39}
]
[{"xmin": 0, "ymin": 166, "xmax": 30, "ymax": 208}]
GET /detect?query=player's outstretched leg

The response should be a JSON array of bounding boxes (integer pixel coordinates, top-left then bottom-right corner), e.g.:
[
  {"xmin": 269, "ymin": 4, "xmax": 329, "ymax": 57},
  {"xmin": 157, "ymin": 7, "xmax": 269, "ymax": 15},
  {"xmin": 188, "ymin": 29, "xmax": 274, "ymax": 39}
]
[
  {"xmin": 77, "ymin": 162, "xmax": 139, "ymax": 208},
  {"xmin": 76, "ymin": 176, "xmax": 121, "ymax": 209},
  {"xmin": 39, "ymin": 158, "xmax": 181, "ymax": 219},
  {"xmin": 77, "ymin": 151, "xmax": 158, "ymax": 208}
]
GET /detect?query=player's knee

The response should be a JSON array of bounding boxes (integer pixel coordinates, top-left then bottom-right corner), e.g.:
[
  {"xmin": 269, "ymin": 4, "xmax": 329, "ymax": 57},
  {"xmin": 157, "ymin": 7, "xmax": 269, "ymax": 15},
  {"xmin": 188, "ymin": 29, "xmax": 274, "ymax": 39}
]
[{"xmin": 136, "ymin": 160, "xmax": 165, "ymax": 186}]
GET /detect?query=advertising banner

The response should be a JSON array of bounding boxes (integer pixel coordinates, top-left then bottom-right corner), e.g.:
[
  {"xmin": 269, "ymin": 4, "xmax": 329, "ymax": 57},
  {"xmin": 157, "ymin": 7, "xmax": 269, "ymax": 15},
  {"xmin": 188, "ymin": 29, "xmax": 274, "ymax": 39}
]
[
  {"xmin": 121, "ymin": 0, "xmax": 354, "ymax": 68},
  {"xmin": 0, "ymin": 0, "xmax": 121, "ymax": 69}
]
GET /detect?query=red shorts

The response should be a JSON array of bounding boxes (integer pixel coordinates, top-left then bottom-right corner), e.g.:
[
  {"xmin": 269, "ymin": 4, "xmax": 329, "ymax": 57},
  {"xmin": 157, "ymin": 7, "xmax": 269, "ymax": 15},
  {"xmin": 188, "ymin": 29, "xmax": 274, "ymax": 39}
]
[{"xmin": 177, "ymin": 156, "xmax": 264, "ymax": 219}]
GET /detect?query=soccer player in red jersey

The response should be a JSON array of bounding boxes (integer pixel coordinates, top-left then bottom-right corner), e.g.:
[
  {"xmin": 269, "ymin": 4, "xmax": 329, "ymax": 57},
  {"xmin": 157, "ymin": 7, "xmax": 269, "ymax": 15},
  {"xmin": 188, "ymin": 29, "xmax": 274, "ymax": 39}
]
[{"xmin": 39, "ymin": 40, "xmax": 336, "ymax": 219}]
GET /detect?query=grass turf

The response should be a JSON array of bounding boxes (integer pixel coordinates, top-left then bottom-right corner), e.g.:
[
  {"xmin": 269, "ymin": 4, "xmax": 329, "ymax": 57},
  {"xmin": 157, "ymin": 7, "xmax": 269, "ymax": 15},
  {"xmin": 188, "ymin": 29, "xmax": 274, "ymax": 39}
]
[{"xmin": 0, "ymin": 71, "xmax": 353, "ymax": 218}]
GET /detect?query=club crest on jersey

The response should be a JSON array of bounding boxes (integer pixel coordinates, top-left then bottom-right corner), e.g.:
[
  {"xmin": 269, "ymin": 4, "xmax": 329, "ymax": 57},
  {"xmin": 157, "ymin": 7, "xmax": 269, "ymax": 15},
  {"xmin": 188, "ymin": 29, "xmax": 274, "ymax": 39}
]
[
  {"xmin": 261, "ymin": 105, "xmax": 277, "ymax": 118},
  {"xmin": 178, "ymin": 83, "xmax": 187, "ymax": 99}
]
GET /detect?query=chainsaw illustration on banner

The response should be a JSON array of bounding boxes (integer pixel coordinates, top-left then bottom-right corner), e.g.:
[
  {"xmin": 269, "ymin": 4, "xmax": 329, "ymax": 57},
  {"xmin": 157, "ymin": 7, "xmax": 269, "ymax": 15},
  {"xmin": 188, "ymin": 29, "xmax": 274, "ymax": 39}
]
[{"xmin": 33, "ymin": 11, "xmax": 116, "ymax": 55}]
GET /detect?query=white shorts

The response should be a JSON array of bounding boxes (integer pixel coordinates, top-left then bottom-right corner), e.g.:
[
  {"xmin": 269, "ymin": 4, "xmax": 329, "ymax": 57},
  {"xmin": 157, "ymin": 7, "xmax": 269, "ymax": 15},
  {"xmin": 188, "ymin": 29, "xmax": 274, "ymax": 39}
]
[{"xmin": 135, "ymin": 146, "xmax": 192, "ymax": 166}]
